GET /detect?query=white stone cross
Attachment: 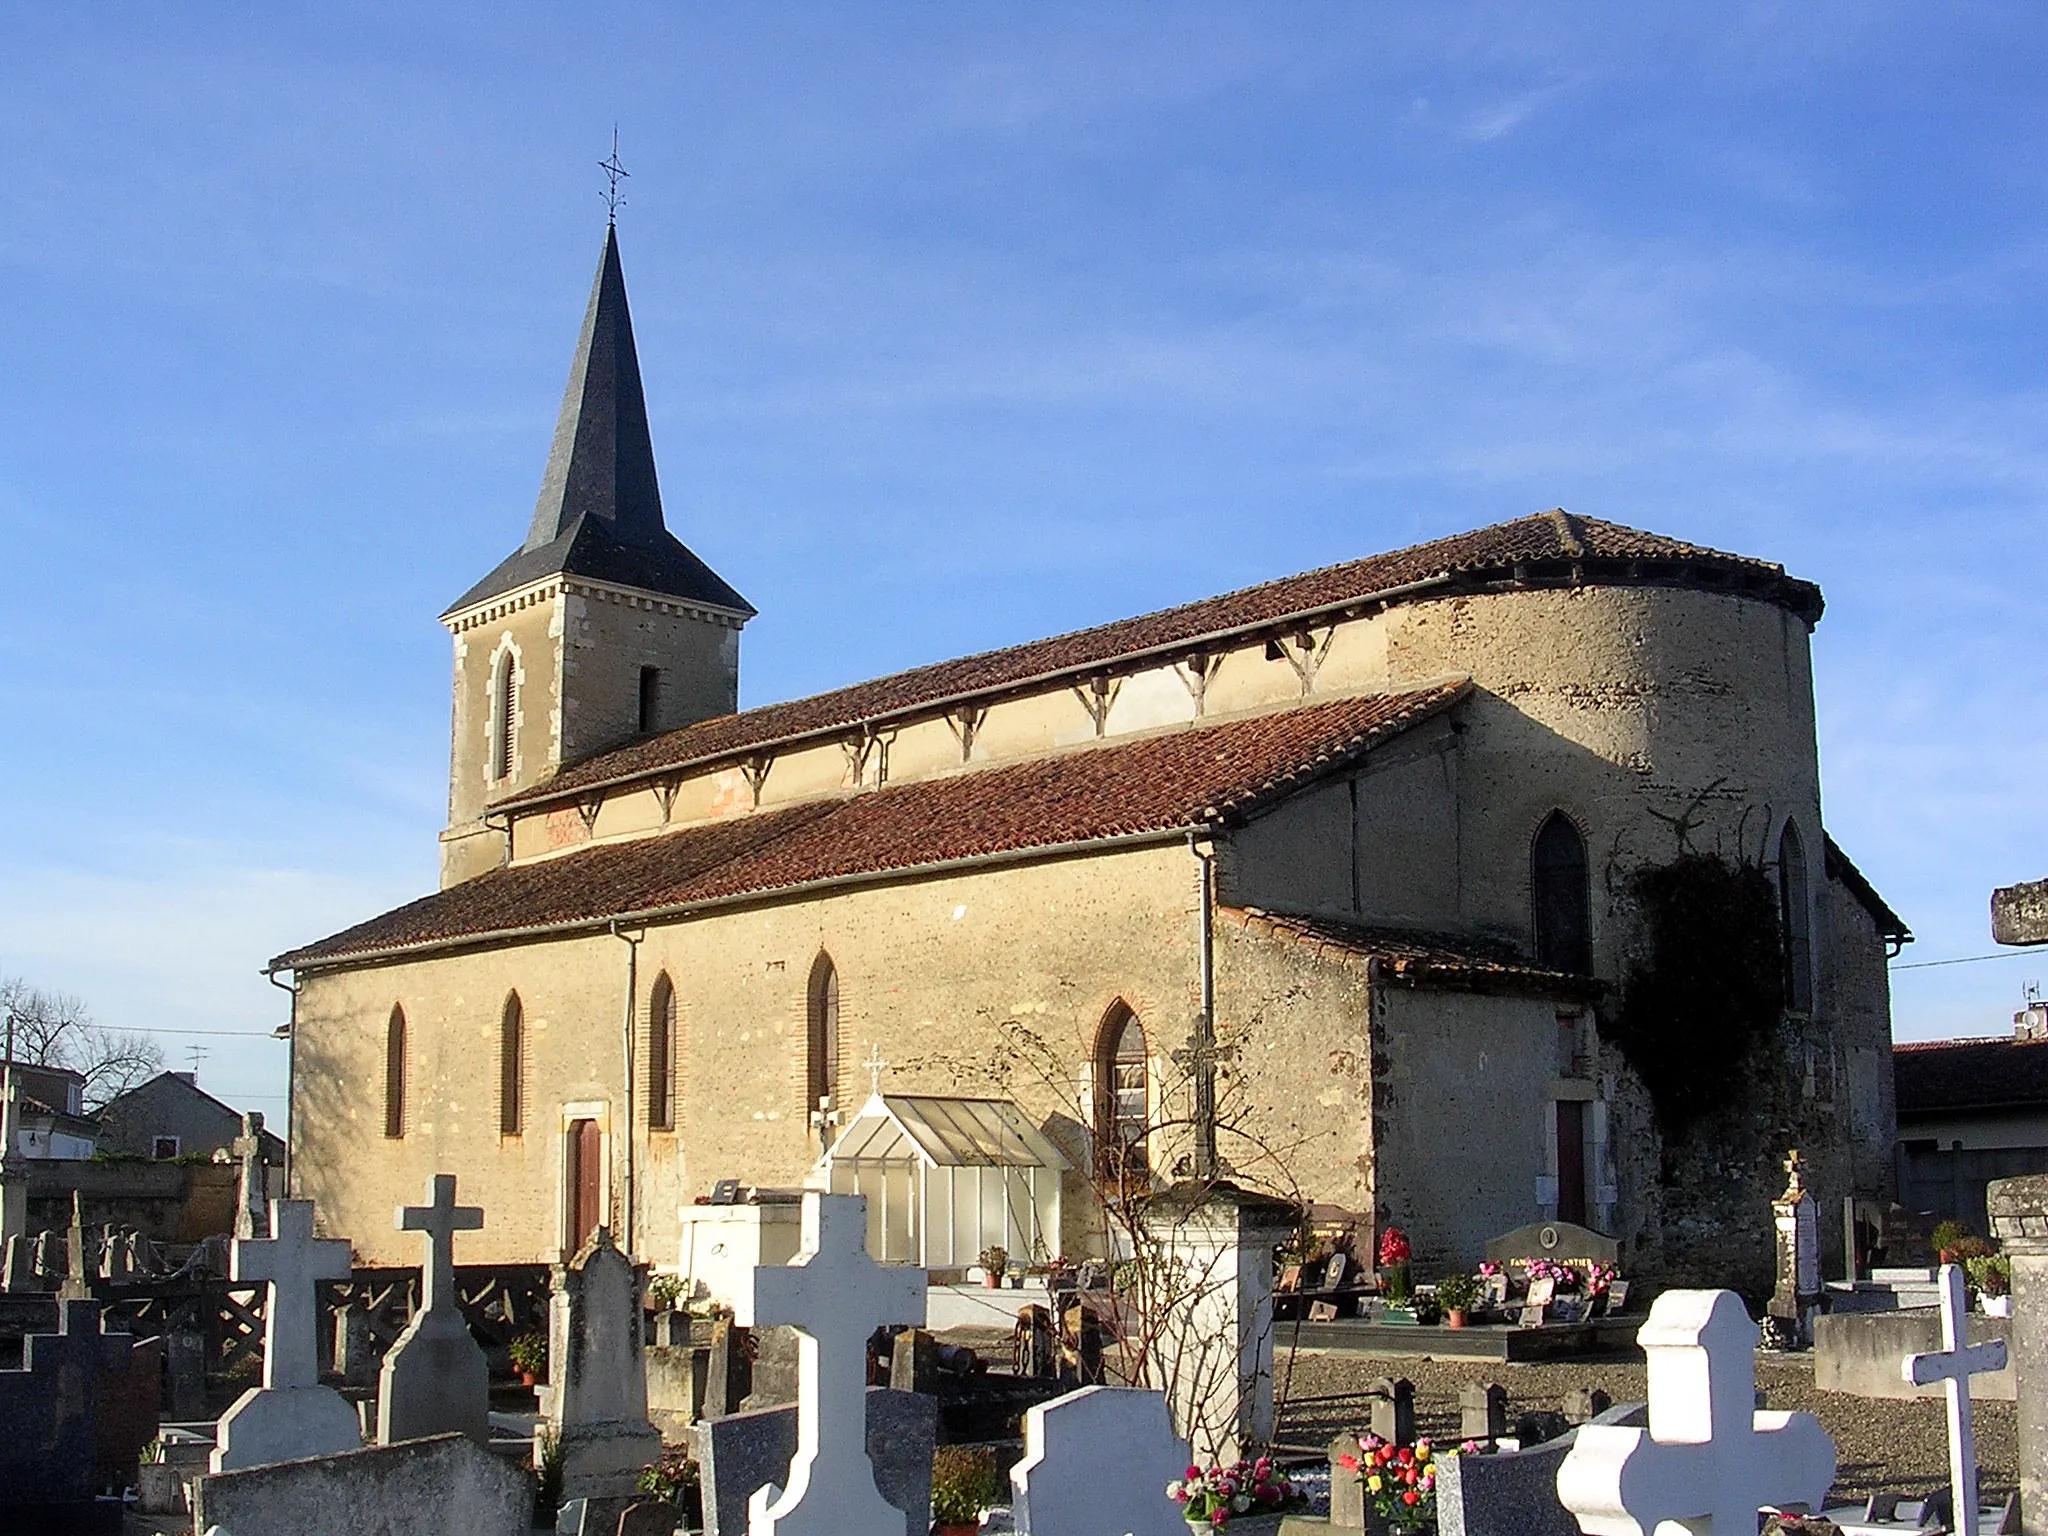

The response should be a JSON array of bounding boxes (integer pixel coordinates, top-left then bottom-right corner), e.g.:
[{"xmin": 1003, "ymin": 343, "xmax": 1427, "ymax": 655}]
[
  {"xmin": 236, "ymin": 1197, "xmax": 354, "ymax": 1390},
  {"xmin": 1557, "ymin": 1289, "xmax": 1836, "ymax": 1534},
  {"xmin": 863, "ymin": 1043, "xmax": 889, "ymax": 1099},
  {"xmin": 733, "ymin": 1192, "xmax": 926, "ymax": 1536},
  {"xmin": 400, "ymin": 1172, "xmax": 483, "ymax": 1315},
  {"xmin": 1904, "ymin": 1262, "xmax": 2007, "ymax": 1536}
]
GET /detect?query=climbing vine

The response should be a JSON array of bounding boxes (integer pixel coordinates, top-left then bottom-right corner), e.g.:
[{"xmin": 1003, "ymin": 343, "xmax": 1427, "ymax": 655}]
[{"xmin": 1610, "ymin": 853, "xmax": 1785, "ymax": 1133}]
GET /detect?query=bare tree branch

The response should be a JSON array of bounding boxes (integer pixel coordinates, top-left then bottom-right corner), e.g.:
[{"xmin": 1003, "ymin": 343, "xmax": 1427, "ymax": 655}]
[{"xmin": 1, "ymin": 978, "xmax": 163, "ymax": 1110}]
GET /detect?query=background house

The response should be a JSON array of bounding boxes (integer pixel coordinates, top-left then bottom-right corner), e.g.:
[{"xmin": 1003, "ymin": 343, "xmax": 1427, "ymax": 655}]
[
  {"xmin": 1892, "ymin": 1000, "xmax": 2048, "ymax": 1235},
  {"xmin": 2, "ymin": 1059, "xmax": 96, "ymax": 1159},
  {"xmin": 94, "ymin": 1071, "xmax": 285, "ymax": 1165}
]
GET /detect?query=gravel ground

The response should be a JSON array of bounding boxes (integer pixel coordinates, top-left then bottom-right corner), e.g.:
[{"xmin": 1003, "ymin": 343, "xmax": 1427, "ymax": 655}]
[{"xmin": 1274, "ymin": 1348, "xmax": 2017, "ymax": 1505}]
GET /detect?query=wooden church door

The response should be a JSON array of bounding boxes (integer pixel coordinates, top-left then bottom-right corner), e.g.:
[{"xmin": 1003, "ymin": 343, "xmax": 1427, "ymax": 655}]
[
  {"xmin": 1555, "ymin": 1099, "xmax": 1587, "ymax": 1226},
  {"xmin": 567, "ymin": 1118, "xmax": 603, "ymax": 1251}
]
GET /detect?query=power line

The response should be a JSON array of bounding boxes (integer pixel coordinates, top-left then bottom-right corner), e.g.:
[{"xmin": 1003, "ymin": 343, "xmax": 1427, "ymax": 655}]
[{"xmin": 1890, "ymin": 950, "xmax": 2038, "ymax": 972}]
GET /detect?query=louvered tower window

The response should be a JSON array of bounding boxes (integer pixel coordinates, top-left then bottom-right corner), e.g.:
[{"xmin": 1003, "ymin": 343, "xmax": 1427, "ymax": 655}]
[{"xmin": 492, "ymin": 650, "xmax": 518, "ymax": 781}]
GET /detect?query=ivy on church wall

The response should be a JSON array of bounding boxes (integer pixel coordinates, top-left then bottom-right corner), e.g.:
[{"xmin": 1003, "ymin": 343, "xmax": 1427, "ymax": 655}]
[{"xmin": 1610, "ymin": 853, "xmax": 1785, "ymax": 1134}]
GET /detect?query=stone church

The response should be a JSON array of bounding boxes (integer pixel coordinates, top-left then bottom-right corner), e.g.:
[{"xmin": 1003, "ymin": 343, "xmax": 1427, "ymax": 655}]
[{"xmin": 279, "ymin": 228, "xmax": 1908, "ymax": 1292}]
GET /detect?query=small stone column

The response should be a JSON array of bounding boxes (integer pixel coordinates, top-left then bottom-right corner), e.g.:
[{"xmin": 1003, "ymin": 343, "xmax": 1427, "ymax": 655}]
[
  {"xmin": 1138, "ymin": 1180, "xmax": 1297, "ymax": 1464},
  {"xmin": 1988, "ymin": 1175, "xmax": 2048, "ymax": 1536}
]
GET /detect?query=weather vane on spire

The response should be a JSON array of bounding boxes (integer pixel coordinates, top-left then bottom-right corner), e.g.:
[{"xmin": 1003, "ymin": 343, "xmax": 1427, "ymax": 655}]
[{"xmin": 599, "ymin": 127, "xmax": 629, "ymax": 225}]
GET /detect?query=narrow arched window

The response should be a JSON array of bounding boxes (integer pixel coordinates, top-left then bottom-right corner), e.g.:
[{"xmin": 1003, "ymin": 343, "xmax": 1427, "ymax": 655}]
[
  {"xmin": 499, "ymin": 992, "xmax": 524, "ymax": 1135},
  {"xmin": 806, "ymin": 952, "xmax": 840, "ymax": 1130},
  {"xmin": 1094, "ymin": 1001, "xmax": 1148, "ymax": 1178},
  {"xmin": 1532, "ymin": 812, "xmax": 1593, "ymax": 976},
  {"xmin": 648, "ymin": 973, "xmax": 676, "ymax": 1131},
  {"xmin": 384, "ymin": 1006, "xmax": 407, "ymax": 1140},
  {"xmin": 638, "ymin": 666, "xmax": 661, "ymax": 734},
  {"xmin": 491, "ymin": 649, "xmax": 518, "ymax": 781},
  {"xmin": 1779, "ymin": 821, "xmax": 1813, "ymax": 1013}
]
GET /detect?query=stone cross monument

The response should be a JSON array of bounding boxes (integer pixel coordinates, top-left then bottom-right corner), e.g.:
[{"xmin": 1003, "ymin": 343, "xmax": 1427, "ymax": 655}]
[
  {"xmin": 231, "ymin": 1112, "xmax": 269, "ymax": 1241},
  {"xmin": 0, "ymin": 1062, "xmax": 27, "ymax": 1285},
  {"xmin": 733, "ymin": 1191, "xmax": 927, "ymax": 1536},
  {"xmin": 212, "ymin": 1198, "xmax": 361, "ymax": 1472},
  {"xmin": 1557, "ymin": 1289, "xmax": 1835, "ymax": 1534},
  {"xmin": 1904, "ymin": 1262, "xmax": 2007, "ymax": 1536},
  {"xmin": 1768, "ymin": 1150, "xmax": 1821, "ymax": 1345},
  {"xmin": 378, "ymin": 1173, "xmax": 488, "ymax": 1446}
]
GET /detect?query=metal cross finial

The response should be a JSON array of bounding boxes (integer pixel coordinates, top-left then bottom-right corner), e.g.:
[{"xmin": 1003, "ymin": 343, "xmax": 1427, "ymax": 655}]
[
  {"xmin": 599, "ymin": 127, "xmax": 630, "ymax": 225},
  {"xmin": 863, "ymin": 1044, "xmax": 889, "ymax": 1099}
]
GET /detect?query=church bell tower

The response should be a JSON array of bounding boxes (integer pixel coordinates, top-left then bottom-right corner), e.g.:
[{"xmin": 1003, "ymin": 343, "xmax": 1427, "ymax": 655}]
[{"xmin": 437, "ymin": 226, "xmax": 753, "ymax": 887}]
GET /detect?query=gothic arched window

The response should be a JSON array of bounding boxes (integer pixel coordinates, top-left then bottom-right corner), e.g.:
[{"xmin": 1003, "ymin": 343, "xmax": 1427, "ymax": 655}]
[
  {"xmin": 1532, "ymin": 812, "xmax": 1593, "ymax": 976},
  {"xmin": 1779, "ymin": 821, "xmax": 1814, "ymax": 1013},
  {"xmin": 1094, "ymin": 1001, "xmax": 1149, "ymax": 1178},
  {"xmin": 806, "ymin": 953, "xmax": 840, "ymax": 1131},
  {"xmin": 499, "ymin": 992, "xmax": 524, "ymax": 1136},
  {"xmin": 491, "ymin": 648, "xmax": 519, "ymax": 782},
  {"xmin": 384, "ymin": 1005, "xmax": 407, "ymax": 1140},
  {"xmin": 648, "ymin": 973, "xmax": 676, "ymax": 1131}
]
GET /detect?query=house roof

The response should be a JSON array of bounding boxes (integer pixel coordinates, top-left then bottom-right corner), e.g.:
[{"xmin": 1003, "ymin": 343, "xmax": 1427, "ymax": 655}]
[
  {"xmin": 504, "ymin": 509, "xmax": 1820, "ymax": 810},
  {"xmin": 1894, "ymin": 1036, "xmax": 2048, "ymax": 1116},
  {"xmin": 277, "ymin": 680, "xmax": 1469, "ymax": 969},
  {"xmin": 97, "ymin": 1072, "xmax": 287, "ymax": 1155},
  {"xmin": 1223, "ymin": 906, "xmax": 1600, "ymax": 998},
  {"xmin": 1824, "ymin": 834, "xmax": 1912, "ymax": 946},
  {"xmin": 445, "ymin": 227, "xmax": 751, "ymax": 619}
]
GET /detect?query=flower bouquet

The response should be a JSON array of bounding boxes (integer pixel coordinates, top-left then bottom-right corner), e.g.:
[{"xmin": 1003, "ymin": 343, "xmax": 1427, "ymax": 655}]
[
  {"xmin": 1336, "ymin": 1433, "xmax": 1451, "ymax": 1534},
  {"xmin": 1167, "ymin": 1456, "xmax": 1301, "ymax": 1529},
  {"xmin": 1377, "ymin": 1227, "xmax": 1415, "ymax": 1320}
]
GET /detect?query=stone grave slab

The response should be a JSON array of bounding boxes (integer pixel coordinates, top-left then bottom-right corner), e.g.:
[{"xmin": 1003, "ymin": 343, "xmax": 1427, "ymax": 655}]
[
  {"xmin": 1557, "ymin": 1290, "xmax": 1835, "ymax": 1534},
  {"xmin": 0, "ymin": 1298, "xmax": 132, "ymax": 1508},
  {"xmin": 194, "ymin": 1429, "xmax": 529, "ymax": 1536},
  {"xmin": 212, "ymin": 1198, "xmax": 361, "ymax": 1472},
  {"xmin": 378, "ymin": 1173, "xmax": 489, "ymax": 1446},
  {"xmin": 1010, "ymin": 1385, "xmax": 1193, "ymax": 1536},
  {"xmin": 1459, "ymin": 1382, "xmax": 1508, "ymax": 1444},
  {"xmin": 548, "ymin": 1227, "xmax": 662, "ymax": 1501},
  {"xmin": 694, "ymin": 1387, "xmax": 935, "ymax": 1536},
  {"xmin": 1483, "ymin": 1219, "xmax": 1619, "ymax": 1267}
]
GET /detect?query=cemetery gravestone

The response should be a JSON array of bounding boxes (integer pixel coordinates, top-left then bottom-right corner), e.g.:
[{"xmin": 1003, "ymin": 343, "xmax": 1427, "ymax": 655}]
[
  {"xmin": 1368, "ymin": 1376, "xmax": 1415, "ymax": 1446},
  {"xmin": 547, "ymin": 1227, "xmax": 663, "ymax": 1503},
  {"xmin": 1483, "ymin": 1219, "xmax": 1621, "ymax": 1268},
  {"xmin": 704, "ymin": 1315, "xmax": 753, "ymax": 1417},
  {"xmin": 0, "ymin": 1299, "xmax": 132, "ymax": 1514},
  {"xmin": 378, "ymin": 1173, "xmax": 489, "ymax": 1446},
  {"xmin": 740, "ymin": 1325, "xmax": 800, "ymax": 1410},
  {"xmin": 1987, "ymin": 1175, "xmax": 2048, "ymax": 1536},
  {"xmin": 0, "ymin": 1067, "xmax": 26, "ymax": 1263},
  {"xmin": 195, "ymin": 1429, "xmax": 530, "ymax": 1536},
  {"xmin": 1327, "ymin": 1435, "xmax": 1366, "ymax": 1530},
  {"xmin": 1, "ymin": 1232, "xmax": 29, "ymax": 1292},
  {"xmin": 60, "ymin": 1192, "xmax": 90, "ymax": 1301},
  {"xmin": 1903, "ymin": 1263, "xmax": 2009, "ymax": 1536},
  {"xmin": 1437, "ymin": 1402, "xmax": 1646, "ymax": 1536},
  {"xmin": 1562, "ymin": 1387, "xmax": 1613, "ymax": 1425},
  {"xmin": 1557, "ymin": 1289, "xmax": 1835, "ymax": 1535},
  {"xmin": 694, "ymin": 1388, "xmax": 935, "ymax": 1536},
  {"xmin": 732, "ymin": 1191, "xmax": 927, "ymax": 1536},
  {"xmin": 888, "ymin": 1326, "xmax": 937, "ymax": 1395},
  {"xmin": 1769, "ymin": 1152, "xmax": 1823, "ymax": 1346},
  {"xmin": 167, "ymin": 1328, "xmax": 207, "ymax": 1419},
  {"xmin": 212, "ymin": 1198, "xmax": 362, "ymax": 1472},
  {"xmin": 232, "ymin": 1112, "xmax": 269, "ymax": 1241},
  {"xmin": 333, "ymin": 1299, "xmax": 377, "ymax": 1389},
  {"xmin": 1010, "ymin": 1385, "xmax": 1194, "ymax": 1536},
  {"xmin": 1460, "ymin": 1383, "xmax": 1508, "ymax": 1445}
]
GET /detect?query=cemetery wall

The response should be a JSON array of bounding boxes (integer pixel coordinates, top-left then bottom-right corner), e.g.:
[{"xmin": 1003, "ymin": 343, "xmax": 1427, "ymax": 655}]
[{"xmin": 24, "ymin": 1157, "xmax": 238, "ymax": 1243}]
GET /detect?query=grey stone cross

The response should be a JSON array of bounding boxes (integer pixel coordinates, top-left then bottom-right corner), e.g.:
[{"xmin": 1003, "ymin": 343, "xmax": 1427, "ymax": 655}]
[
  {"xmin": 400, "ymin": 1173, "xmax": 483, "ymax": 1315},
  {"xmin": 234, "ymin": 1198, "xmax": 353, "ymax": 1390},
  {"xmin": 1905, "ymin": 1263, "xmax": 2008, "ymax": 1536},
  {"xmin": 231, "ymin": 1111, "xmax": 267, "ymax": 1240}
]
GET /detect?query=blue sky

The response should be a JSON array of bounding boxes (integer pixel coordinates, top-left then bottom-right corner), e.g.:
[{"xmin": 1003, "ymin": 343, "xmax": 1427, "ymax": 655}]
[{"xmin": 2, "ymin": 6, "xmax": 2044, "ymax": 1124}]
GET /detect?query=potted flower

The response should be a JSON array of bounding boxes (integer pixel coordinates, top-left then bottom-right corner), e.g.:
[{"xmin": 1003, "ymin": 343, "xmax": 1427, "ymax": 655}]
[
  {"xmin": 1966, "ymin": 1252, "xmax": 2012, "ymax": 1316},
  {"xmin": 1167, "ymin": 1455, "xmax": 1301, "ymax": 1530},
  {"xmin": 1335, "ymin": 1433, "xmax": 1451, "ymax": 1536},
  {"xmin": 979, "ymin": 1246, "xmax": 1008, "ymax": 1290},
  {"xmin": 1435, "ymin": 1273, "xmax": 1480, "ymax": 1329},
  {"xmin": 508, "ymin": 1332, "xmax": 547, "ymax": 1387},
  {"xmin": 932, "ymin": 1444, "xmax": 1000, "ymax": 1535},
  {"xmin": 1378, "ymin": 1228, "xmax": 1414, "ymax": 1322},
  {"xmin": 636, "ymin": 1447, "xmax": 703, "ymax": 1530}
]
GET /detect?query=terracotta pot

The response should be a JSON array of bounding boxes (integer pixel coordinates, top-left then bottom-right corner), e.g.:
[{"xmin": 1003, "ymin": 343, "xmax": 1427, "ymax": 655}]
[
  {"xmin": 1445, "ymin": 1309, "xmax": 1467, "ymax": 1329},
  {"xmin": 934, "ymin": 1524, "xmax": 980, "ymax": 1536},
  {"xmin": 518, "ymin": 1369, "xmax": 537, "ymax": 1387},
  {"xmin": 982, "ymin": 1273, "xmax": 1001, "ymax": 1289}
]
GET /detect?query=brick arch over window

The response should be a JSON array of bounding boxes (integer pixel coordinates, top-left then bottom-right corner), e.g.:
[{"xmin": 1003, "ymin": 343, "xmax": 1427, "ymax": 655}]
[
  {"xmin": 499, "ymin": 992, "xmax": 524, "ymax": 1136},
  {"xmin": 1093, "ymin": 1000, "xmax": 1148, "ymax": 1179},
  {"xmin": 384, "ymin": 1005, "xmax": 407, "ymax": 1140},
  {"xmin": 648, "ymin": 972, "xmax": 677, "ymax": 1131},
  {"xmin": 1778, "ymin": 820, "xmax": 1813, "ymax": 1013},
  {"xmin": 1532, "ymin": 811, "xmax": 1593, "ymax": 976},
  {"xmin": 806, "ymin": 952, "xmax": 840, "ymax": 1128}
]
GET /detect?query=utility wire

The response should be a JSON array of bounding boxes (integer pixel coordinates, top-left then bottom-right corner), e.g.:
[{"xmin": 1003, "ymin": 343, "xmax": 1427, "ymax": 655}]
[{"xmin": 1890, "ymin": 950, "xmax": 2037, "ymax": 972}]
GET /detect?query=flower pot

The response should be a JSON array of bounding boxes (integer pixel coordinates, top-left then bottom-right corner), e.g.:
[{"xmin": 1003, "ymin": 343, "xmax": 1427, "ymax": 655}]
[
  {"xmin": 1378, "ymin": 1305, "xmax": 1420, "ymax": 1326},
  {"xmin": 1983, "ymin": 1294, "xmax": 2012, "ymax": 1317},
  {"xmin": 982, "ymin": 1273, "xmax": 1001, "ymax": 1289},
  {"xmin": 518, "ymin": 1369, "xmax": 537, "ymax": 1387},
  {"xmin": 1445, "ymin": 1309, "xmax": 1467, "ymax": 1329},
  {"xmin": 935, "ymin": 1524, "xmax": 980, "ymax": 1536}
]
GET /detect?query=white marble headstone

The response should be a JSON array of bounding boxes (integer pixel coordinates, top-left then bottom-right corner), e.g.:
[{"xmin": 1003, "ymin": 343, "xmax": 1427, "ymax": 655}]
[{"xmin": 1010, "ymin": 1386, "xmax": 1194, "ymax": 1536}]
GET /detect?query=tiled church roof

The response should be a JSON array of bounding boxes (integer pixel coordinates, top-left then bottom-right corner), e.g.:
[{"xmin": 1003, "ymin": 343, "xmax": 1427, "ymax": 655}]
[
  {"xmin": 507, "ymin": 510, "xmax": 1822, "ymax": 809},
  {"xmin": 280, "ymin": 680, "xmax": 1469, "ymax": 969}
]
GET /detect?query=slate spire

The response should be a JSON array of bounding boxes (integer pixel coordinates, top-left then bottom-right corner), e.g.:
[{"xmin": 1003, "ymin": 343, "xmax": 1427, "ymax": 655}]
[
  {"xmin": 525, "ymin": 225, "xmax": 664, "ymax": 551},
  {"xmin": 445, "ymin": 228, "xmax": 751, "ymax": 619}
]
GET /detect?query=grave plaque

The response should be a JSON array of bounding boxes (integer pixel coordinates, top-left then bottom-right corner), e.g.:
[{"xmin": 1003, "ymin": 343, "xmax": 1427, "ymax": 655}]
[
  {"xmin": 1460, "ymin": 1382, "xmax": 1509, "ymax": 1444},
  {"xmin": 1525, "ymin": 1277, "xmax": 1557, "ymax": 1308}
]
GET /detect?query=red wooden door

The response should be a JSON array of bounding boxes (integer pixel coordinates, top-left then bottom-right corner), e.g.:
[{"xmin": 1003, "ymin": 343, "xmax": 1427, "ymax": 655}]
[
  {"xmin": 1555, "ymin": 1099, "xmax": 1587, "ymax": 1226},
  {"xmin": 568, "ymin": 1119, "xmax": 602, "ymax": 1251}
]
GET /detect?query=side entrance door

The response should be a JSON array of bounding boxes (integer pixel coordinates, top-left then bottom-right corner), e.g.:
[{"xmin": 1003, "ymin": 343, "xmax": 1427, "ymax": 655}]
[
  {"xmin": 567, "ymin": 1117, "xmax": 603, "ymax": 1252},
  {"xmin": 1555, "ymin": 1098, "xmax": 1587, "ymax": 1227}
]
